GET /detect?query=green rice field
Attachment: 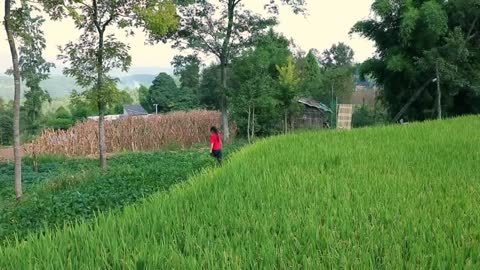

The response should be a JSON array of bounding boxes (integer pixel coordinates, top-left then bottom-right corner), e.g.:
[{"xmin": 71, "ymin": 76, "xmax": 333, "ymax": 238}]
[{"xmin": 0, "ymin": 116, "xmax": 479, "ymax": 269}]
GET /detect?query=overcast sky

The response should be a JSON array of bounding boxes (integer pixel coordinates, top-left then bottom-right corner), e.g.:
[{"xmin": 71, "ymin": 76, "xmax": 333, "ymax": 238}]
[{"xmin": 0, "ymin": 0, "xmax": 375, "ymax": 75}]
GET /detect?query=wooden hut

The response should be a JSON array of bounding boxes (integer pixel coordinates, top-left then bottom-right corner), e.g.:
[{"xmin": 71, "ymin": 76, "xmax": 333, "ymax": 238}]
[{"xmin": 296, "ymin": 97, "xmax": 332, "ymax": 129}]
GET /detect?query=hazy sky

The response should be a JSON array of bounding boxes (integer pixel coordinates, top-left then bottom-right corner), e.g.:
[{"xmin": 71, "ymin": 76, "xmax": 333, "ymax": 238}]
[{"xmin": 0, "ymin": 0, "xmax": 375, "ymax": 75}]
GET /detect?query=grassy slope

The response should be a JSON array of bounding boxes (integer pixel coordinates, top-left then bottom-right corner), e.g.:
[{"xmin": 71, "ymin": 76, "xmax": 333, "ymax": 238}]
[
  {"xmin": 0, "ymin": 144, "xmax": 242, "ymax": 244},
  {"xmin": 1, "ymin": 117, "xmax": 479, "ymax": 268}
]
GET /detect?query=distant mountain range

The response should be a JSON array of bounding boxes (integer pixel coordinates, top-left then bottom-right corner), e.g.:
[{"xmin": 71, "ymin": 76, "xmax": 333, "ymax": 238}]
[{"xmin": 0, "ymin": 73, "xmax": 161, "ymax": 100}]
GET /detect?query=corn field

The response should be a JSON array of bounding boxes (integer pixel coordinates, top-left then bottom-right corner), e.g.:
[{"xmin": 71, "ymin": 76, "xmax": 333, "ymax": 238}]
[{"xmin": 25, "ymin": 110, "xmax": 236, "ymax": 157}]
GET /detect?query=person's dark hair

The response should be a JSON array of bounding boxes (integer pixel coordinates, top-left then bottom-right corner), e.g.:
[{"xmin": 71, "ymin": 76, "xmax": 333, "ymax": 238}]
[{"xmin": 210, "ymin": 126, "xmax": 220, "ymax": 142}]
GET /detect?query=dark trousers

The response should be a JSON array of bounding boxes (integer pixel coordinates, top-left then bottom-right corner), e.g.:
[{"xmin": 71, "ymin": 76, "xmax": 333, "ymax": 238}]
[{"xmin": 211, "ymin": 150, "xmax": 222, "ymax": 164}]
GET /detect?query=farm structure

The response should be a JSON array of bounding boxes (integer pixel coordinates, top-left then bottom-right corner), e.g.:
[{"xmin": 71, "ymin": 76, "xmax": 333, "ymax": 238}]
[{"xmin": 295, "ymin": 97, "xmax": 332, "ymax": 129}]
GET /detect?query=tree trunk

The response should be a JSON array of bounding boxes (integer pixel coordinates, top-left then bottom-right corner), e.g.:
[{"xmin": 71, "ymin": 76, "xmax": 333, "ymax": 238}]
[
  {"xmin": 284, "ymin": 109, "xmax": 288, "ymax": 134},
  {"xmin": 218, "ymin": 0, "xmax": 236, "ymax": 142},
  {"xmin": 98, "ymin": 102, "xmax": 107, "ymax": 171},
  {"xmin": 220, "ymin": 62, "xmax": 230, "ymax": 141},
  {"xmin": 97, "ymin": 27, "xmax": 107, "ymax": 171},
  {"xmin": 392, "ymin": 77, "xmax": 435, "ymax": 123},
  {"xmin": 4, "ymin": 0, "xmax": 23, "ymax": 200},
  {"xmin": 251, "ymin": 106, "xmax": 255, "ymax": 140},
  {"xmin": 436, "ymin": 62, "xmax": 442, "ymax": 120}
]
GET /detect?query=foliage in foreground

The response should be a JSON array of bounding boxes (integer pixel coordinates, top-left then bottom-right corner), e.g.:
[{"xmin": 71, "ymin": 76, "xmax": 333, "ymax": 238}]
[
  {"xmin": 1, "ymin": 116, "xmax": 479, "ymax": 268},
  {"xmin": 0, "ymin": 143, "xmax": 242, "ymax": 244}
]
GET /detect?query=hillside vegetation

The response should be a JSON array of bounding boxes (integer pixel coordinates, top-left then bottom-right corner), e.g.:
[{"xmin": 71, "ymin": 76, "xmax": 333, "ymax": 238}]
[
  {"xmin": 0, "ymin": 143, "xmax": 242, "ymax": 244},
  {"xmin": 1, "ymin": 117, "xmax": 479, "ymax": 268}
]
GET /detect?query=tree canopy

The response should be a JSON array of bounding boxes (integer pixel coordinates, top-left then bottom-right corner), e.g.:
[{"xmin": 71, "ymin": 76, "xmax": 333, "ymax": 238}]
[{"xmin": 352, "ymin": 0, "xmax": 480, "ymax": 121}]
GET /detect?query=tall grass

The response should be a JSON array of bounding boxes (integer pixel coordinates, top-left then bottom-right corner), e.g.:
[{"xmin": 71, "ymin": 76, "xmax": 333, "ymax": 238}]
[
  {"xmin": 25, "ymin": 110, "xmax": 237, "ymax": 157},
  {"xmin": 1, "ymin": 116, "xmax": 479, "ymax": 268}
]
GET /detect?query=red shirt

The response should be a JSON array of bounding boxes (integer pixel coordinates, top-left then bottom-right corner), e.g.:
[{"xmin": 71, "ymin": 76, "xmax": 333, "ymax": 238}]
[{"xmin": 210, "ymin": 133, "xmax": 222, "ymax": 150}]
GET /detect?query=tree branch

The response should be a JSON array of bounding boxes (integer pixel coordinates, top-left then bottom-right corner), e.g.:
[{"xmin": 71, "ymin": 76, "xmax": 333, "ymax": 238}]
[
  {"xmin": 102, "ymin": 14, "xmax": 115, "ymax": 32},
  {"xmin": 466, "ymin": 15, "xmax": 478, "ymax": 41},
  {"xmin": 92, "ymin": 0, "xmax": 101, "ymax": 32},
  {"xmin": 392, "ymin": 77, "xmax": 435, "ymax": 123},
  {"xmin": 233, "ymin": 0, "xmax": 242, "ymax": 8}
]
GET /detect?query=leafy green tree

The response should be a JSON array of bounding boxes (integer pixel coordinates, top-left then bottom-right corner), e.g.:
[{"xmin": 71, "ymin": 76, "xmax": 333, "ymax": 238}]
[
  {"xmin": 172, "ymin": 55, "xmax": 201, "ymax": 89},
  {"xmin": 4, "ymin": 0, "xmax": 53, "ymax": 200},
  {"xmin": 296, "ymin": 49, "xmax": 324, "ymax": 99},
  {"xmin": 322, "ymin": 42, "xmax": 354, "ymax": 67},
  {"xmin": 3, "ymin": 0, "xmax": 23, "ymax": 199},
  {"xmin": 276, "ymin": 56, "xmax": 300, "ymax": 133},
  {"xmin": 68, "ymin": 86, "xmax": 134, "ymax": 121},
  {"xmin": 111, "ymin": 90, "xmax": 134, "ymax": 115},
  {"xmin": 0, "ymin": 99, "xmax": 14, "ymax": 145},
  {"xmin": 231, "ymin": 29, "xmax": 291, "ymax": 139},
  {"xmin": 155, "ymin": 0, "xmax": 306, "ymax": 140},
  {"xmin": 231, "ymin": 53, "xmax": 273, "ymax": 142},
  {"xmin": 138, "ymin": 85, "xmax": 152, "ymax": 113},
  {"xmin": 352, "ymin": 104, "xmax": 388, "ymax": 128},
  {"xmin": 17, "ymin": 5, "xmax": 54, "ymax": 136},
  {"xmin": 171, "ymin": 55, "xmax": 201, "ymax": 108},
  {"xmin": 46, "ymin": 106, "xmax": 74, "ymax": 130},
  {"xmin": 197, "ymin": 64, "xmax": 223, "ymax": 111},
  {"xmin": 145, "ymin": 72, "xmax": 193, "ymax": 113},
  {"xmin": 149, "ymin": 73, "xmax": 177, "ymax": 113},
  {"xmin": 44, "ymin": 0, "xmax": 178, "ymax": 171},
  {"xmin": 352, "ymin": 0, "xmax": 480, "ymax": 121},
  {"xmin": 321, "ymin": 43, "xmax": 355, "ymax": 102},
  {"xmin": 69, "ymin": 90, "xmax": 96, "ymax": 122}
]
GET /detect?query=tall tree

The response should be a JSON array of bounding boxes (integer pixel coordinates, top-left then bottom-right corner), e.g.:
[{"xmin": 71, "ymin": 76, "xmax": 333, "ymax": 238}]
[
  {"xmin": 171, "ymin": 54, "xmax": 201, "ymax": 107},
  {"xmin": 296, "ymin": 49, "xmax": 323, "ymax": 99},
  {"xmin": 19, "ymin": 5, "xmax": 54, "ymax": 134},
  {"xmin": 322, "ymin": 42, "xmax": 354, "ymax": 67},
  {"xmin": 4, "ymin": 1, "xmax": 52, "ymax": 200},
  {"xmin": 46, "ymin": 0, "xmax": 178, "ymax": 171},
  {"xmin": 4, "ymin": 0, "xmax": 23, "ymax": 200},
  {"xmin": 149, "ymin": 0, "xmax": 306, "ymax": 141},
  {"xmin": 146, "ymin": 72, "xmax": 181, "ymax": 113},
  {"xmin": 172, "ymin": 54, "xmax": 201, "ymax": 90},
  {"xmin": 352, "ymin": 0, "xmax": 480, "ymax": 121},
  {"xmin": 231, "ymin": 29, "xmax": 291, "ymax": 139},
  {"xmin": 276, "ymin": 56, "xmax": 300, "ymax": 134},
  {"xmin": 320, "ymin": 42, "xmax": 356, "ymax": 123},
  {"xmin": 197, "ymin": 64, "xmax": 223, "ymax": 110}
]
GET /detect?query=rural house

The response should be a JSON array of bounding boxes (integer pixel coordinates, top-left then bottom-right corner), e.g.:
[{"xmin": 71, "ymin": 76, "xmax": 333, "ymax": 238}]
[{"xmin": 296, "ymin": 97, "xmax": 332, "ymax": 129}]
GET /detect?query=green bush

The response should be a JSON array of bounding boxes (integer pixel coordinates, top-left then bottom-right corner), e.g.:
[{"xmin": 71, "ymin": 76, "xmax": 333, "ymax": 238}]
[{"xmin": 352, "ymin": 104, "xmax": 388, "ymax": 128}]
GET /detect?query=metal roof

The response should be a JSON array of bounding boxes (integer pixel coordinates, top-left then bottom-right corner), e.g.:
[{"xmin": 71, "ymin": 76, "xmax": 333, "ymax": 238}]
[
  {"xmin": 297, "ymin": 97, "xmax": 333, "ymax": 113},
  {"xmin": 123, "ymin": 105, "xmax": 148, "ymax": 116}
]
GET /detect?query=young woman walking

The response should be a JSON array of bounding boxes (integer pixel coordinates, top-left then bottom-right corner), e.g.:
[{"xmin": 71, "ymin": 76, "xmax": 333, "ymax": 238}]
[{"xmin": 209, "ymin": 126, "xmax": 222, "ymax": 165}]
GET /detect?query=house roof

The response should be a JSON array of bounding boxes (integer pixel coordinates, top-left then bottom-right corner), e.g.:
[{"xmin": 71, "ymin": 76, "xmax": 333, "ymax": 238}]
[
  {"xmin": 298, "ymin": 97, "xmax": 333, "ymax": 113},
  {"xmin": 124, "ymin": 105, "xmax": 148, "ymax": 116}
]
